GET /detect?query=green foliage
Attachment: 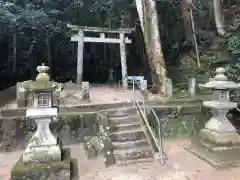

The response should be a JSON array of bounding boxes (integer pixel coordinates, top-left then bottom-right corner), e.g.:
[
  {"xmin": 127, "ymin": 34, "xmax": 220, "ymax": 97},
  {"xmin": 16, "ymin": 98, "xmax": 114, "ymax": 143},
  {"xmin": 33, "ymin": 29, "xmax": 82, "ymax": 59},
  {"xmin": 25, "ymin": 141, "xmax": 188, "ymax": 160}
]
[
  {"xmin": 227, "ymin": 34, "xmax": 240, "ymax": 54},
  {"xmin": 192, "ymin": 0, "xmax": 209, "ymax": 17},
  {"xmin": 226, "ymin": 63, "xmax": 240, "ymax": 82}
]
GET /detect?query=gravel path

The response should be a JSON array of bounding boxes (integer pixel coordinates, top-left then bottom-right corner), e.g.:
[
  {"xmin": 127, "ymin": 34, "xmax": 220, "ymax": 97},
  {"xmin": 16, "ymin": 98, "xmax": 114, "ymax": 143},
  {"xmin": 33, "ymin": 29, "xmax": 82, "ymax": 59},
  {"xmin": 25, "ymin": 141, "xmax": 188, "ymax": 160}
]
[{"xmin": 0, "ymin": 139, "xmax": 239, "ymax": 180}]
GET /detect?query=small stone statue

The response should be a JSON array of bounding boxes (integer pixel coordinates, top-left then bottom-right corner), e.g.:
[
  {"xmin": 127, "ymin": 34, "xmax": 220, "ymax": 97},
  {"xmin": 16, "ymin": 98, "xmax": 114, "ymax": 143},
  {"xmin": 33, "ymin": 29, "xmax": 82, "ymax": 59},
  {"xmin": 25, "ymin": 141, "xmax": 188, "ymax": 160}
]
[
  {"xmin": 108, "ymin": 68, "xmax": 114, "ymax": 83},
  {"xmin": 104, "ymin": 150, "xmax": 115, "ymax": 167},
  {"xmin": 86, "ymin": 142, "xmax": 97, "ymax": 159}
]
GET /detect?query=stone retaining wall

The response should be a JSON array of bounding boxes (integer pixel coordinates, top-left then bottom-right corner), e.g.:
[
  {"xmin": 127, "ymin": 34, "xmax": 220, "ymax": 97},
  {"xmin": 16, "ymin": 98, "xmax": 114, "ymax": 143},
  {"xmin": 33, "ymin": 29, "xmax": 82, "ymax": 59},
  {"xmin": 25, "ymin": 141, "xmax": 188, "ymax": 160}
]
[
  {"xmin": 0, "ymin": 114, "xmax": 96, "ymax": 152},
  {"xmin": 0, "ymin": 101, "xmax": 209, "ymax": 152}
]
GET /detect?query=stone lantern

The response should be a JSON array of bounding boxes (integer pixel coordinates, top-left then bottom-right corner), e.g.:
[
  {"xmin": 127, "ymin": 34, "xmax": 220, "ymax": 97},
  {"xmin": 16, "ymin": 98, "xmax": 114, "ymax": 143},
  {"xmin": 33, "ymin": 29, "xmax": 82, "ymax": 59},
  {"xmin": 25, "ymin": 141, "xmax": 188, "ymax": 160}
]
[
  {"xmin": 188, "ymin": 67, "xmax": 240, "ymax": 168},
  {"xmin": 199, "ymin": 67, "xmax": 240, "ymax": 133},
  {"xmin": 11, "ymin": 64, "xmax": 71, "ymax": 180}
]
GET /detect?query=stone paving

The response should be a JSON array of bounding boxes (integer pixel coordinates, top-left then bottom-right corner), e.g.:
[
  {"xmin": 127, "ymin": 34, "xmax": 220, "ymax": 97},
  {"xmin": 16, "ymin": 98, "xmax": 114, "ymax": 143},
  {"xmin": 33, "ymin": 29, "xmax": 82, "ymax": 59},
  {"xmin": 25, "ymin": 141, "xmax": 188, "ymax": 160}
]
[{"xmin": 0, "ymin": 139, "xmax": 240, "ymax": 180}]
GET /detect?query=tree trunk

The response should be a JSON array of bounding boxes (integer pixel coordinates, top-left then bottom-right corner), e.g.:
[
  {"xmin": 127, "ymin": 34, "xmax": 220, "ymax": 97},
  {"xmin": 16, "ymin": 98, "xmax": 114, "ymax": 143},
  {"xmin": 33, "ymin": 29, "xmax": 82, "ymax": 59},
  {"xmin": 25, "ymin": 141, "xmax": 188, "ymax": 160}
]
[
  {"xmin": 12, "ymin": 0, "xmax": 17, "ymax": 77},
  {"xmin": 12, "ymin": 33, "xmax": 17, "ymax": 75},
  {"xmin": 213, "ymin": 0, "xmax": 226, "ymax": 36},
  {"xmin": 189, "ymin": 0, "xmax": 200, "ymax": 68},
  {"xmin": 180, "ymin": 0, "xmax": 192, "ymax": 41},
  {"xmin": 135, "ymin": 0, "xmax": 167, "ymax": 94},
  {"xmin": 47, "ymin": 35, "xmax": 52, "ymax": 76}
]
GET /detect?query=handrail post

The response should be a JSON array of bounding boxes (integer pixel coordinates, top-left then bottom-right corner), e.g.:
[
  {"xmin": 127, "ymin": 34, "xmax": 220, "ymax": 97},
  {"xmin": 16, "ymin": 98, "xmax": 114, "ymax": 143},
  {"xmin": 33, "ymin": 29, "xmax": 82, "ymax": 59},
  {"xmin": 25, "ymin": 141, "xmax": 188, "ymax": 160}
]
[
  {"xmin": 159, "ymin": 120, "xmax": 164, "ymax": 165},
  {"xmin": 133, "ymin": 76, "xmax": 135, "ymax": 105},
  {"xmin": 143, "ymin": 92, "xmax": 146, "ymax": 117}
]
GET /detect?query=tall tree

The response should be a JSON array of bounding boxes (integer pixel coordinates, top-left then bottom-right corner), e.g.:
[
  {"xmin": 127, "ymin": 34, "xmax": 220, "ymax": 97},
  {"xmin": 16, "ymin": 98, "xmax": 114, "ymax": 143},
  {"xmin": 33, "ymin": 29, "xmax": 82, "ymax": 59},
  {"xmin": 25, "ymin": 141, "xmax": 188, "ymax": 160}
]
[
  {"xmin": 135, "ymin": 0, "xmax": 168, "ymax": 94},
  {"xmin": 213, "ymin": 0, "xmax": 226, "ymax": 36}
]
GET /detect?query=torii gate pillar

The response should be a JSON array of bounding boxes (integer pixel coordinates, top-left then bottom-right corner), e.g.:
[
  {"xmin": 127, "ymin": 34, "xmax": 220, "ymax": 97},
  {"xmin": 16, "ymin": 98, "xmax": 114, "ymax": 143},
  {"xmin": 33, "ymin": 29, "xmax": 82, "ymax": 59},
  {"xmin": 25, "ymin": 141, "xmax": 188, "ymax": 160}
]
[
  {"xmin": 119, "ymin": 33, "xmax": 128, "ymax": 89},
  {"xmin": 76, "ymin": 29, "xmax": 84, "ymax": 85}
]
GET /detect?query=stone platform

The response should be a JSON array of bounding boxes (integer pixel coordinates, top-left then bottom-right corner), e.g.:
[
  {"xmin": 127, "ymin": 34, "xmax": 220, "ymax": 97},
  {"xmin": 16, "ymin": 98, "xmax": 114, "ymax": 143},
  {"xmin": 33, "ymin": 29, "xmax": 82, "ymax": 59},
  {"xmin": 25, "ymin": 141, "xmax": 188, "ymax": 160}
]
[
  {"xmin": 1, "ymin": 85, "xmax": 144, "ymax": 109},
  {"xmin": 186, "ymin": 137, "xmax": 240, "ymax": 169},
  {"xmin": 11, "ymin": 148, "xmax": 71, "ymax": 180}
]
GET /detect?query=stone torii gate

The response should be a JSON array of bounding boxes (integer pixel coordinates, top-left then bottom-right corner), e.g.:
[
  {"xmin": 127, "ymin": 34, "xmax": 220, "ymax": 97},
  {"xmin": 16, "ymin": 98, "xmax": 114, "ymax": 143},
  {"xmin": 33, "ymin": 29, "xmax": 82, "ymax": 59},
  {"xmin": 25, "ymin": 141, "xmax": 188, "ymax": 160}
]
[{"xmin": 67, "ymin": 24, "xmax": 135, "ymax": 89}]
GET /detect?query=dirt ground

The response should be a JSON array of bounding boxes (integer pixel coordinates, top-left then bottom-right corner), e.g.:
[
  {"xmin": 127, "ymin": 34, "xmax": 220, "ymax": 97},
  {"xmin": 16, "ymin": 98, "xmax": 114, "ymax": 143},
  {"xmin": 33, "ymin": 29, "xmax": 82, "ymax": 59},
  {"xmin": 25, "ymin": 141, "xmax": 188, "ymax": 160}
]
[{"xmin": 0, "ymin": 139, "xmax": 240, "ymax": 180}]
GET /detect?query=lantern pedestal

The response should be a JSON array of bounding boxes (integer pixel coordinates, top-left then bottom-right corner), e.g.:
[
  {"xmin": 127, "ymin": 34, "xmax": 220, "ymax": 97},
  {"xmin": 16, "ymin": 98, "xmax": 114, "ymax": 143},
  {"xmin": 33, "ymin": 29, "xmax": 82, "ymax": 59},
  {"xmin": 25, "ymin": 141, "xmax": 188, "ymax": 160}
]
[{"xmin": 188, "ymin": 136, "xmax": 240, "ymax": 168}]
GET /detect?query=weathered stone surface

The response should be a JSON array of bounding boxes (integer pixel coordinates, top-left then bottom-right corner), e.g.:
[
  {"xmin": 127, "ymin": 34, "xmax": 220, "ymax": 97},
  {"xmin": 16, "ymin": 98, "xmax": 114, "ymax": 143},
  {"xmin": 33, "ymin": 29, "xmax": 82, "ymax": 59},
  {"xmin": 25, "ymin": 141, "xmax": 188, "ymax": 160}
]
[
  {"xmin": 112, "ymin": 139, "xmax": 148, "ymax": 150},
  {"xmin": 0, "ymin": 115, "xmax": 93, "ymax": 151},
  {"xmin": 188, "ymin": 78, "xmax": 196, "ymax": 97},
  {"xmin": 16, "ymin": 82, "xmax": 27, "ymax": 108},
  {"xmin": 23, "ymin": 145, "xmax": 62, "ymax": 164},
  {"xmin": 187, "ymin": 67, "xmax": 240, "ymax": 168},
  {"xmin": 110, "ymin": 122, "xmax": 141, "ymax": 132},
  {"xmin": 165, "ymin": 78, "xmax": 173, "ymax": 98},
  {"xmin": 0, "ymin": 102, "xmax": 208, "ymax": 151},
  {"xmin": 200, "ymin": 128, "xmax": 240, "ymax": 146},
  {"xmin": 186, "ymin": 137, "xmax": 240, "ymax": 168},
  {"xmin": 108, "ymin": 114, "xmax": 139, "ymax": 125},
  {"xmin": 104, "ymin": 150, "xmax": 115, "ymax": 167},
  {"xmin": 83, "ymin": 136, "xmax": 101, "ymax": 159},
  {"xmin": 23, "ymin": 108, "xmax": 61, "ymax": 164},
  {"xmin": 11, "ymin": 148, "xmax": 71, "ymax": 180},
  {"xmin": 109, "ymin": 129, "xmax": 145, "ymax": 142},
  {"xmin": 113, "ymin": 147, "xmax": 153, "ymax": 161},
  {"xmin": 82, "ymin": 81, "xmax": 90, "ymax": 101}
]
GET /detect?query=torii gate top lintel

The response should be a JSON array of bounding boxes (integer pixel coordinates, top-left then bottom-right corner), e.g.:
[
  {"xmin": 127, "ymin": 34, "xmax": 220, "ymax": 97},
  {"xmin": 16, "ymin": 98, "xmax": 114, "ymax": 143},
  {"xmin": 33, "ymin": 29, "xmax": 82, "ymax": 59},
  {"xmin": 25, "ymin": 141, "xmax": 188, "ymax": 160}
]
[{"xmin": 67, "ymin": 24, "xmax": 135, "ymax": 34}]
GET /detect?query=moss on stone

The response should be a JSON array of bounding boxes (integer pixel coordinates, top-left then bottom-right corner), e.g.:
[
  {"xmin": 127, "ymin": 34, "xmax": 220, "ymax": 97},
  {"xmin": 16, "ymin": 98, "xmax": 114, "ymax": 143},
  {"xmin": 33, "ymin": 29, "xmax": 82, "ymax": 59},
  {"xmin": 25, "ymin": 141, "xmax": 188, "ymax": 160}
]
[
  {"xmin": 11, "ymin": 148, "xmax": 71, "ymax": 180},
  {"xmin": 23, "ymin": 80, "xmax": 61, "ymax": 91},
  {"xmin": 199, "ymin": 130, "xmax": 240, "ymax": 147}
]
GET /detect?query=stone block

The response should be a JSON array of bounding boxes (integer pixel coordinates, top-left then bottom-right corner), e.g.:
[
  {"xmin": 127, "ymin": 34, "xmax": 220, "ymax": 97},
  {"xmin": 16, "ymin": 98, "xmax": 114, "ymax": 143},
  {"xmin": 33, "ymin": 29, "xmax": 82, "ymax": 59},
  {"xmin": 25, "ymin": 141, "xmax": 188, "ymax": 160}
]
[
  {"xmin": 188, "ymin": 78, "xmax": 196, "ymax": 97},
  {"xmin": 11, "ymin": 148, "xmax": 71, "ymax": 180},
  {"xmin": 200, "ymin": 128, "xmax": 240, "ymax": 146},
  {"xmin": 140, "ymin": 80, "xmax": 147, "ymax": 91},
  {"xmin": 186, "ymin": 137, "xmax": 240, "ymax": 169},
  {"xmin": 165, "ymin": 78, "xmax": 172, "ymax": 98},
  {"xmin": 52, "ymin": 95, "xmax": 59, "ymax": 107},
  {"xmin": 104, "ymin": 150, "xmax": 115, "ymax": 167},
  {"xmin": 82, "ymin": 82, "xmax": 90, "ymax": 101},
  {"xmin": 17, "ymin": 90, "xmax": 26, "ymax": 108},
  {"xmin": 17, "ymin": 82, "xmax": 27, "ymax": 107},
  {"xmin": 23, "ymin": 145, "xmax": 62, "ymax": 164},
  {"xmin": 83, "ymin": 136, "xmax": 102, "ymax": 158},
  {"xmin": 86, "ymin": 144, "xmax": 98, "ymax": 159},
  {"xmin": 17, "ymin": 99, "xmax": 26, "ymax": 108}
]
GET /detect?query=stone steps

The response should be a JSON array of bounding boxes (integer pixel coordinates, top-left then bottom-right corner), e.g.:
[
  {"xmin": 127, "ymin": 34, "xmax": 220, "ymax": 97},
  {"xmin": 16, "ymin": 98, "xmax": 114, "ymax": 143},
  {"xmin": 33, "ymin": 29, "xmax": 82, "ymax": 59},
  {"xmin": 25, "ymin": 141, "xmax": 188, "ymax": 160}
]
[
  {"xmin": 113, "ymin": 146, "xmax": 153, "ymax": 161},
  {"xmin": 108, "ymin": 115, "xmax": 139, "ymax": 125},
  {"xmin": 110, "ymin": 122, "xmax": 141, "ymax": 132},
  {"xmin": 109, "ymin": 108, "xmax": 136, "ymax": 118},
  {"xmin": 112, "ymin": 139, "xmax": 148, "ymax": 150},
  {"xmin": 107, "ymin": 109, "xmax": 153, "ymax": 164},
  {"xmin": 116, "ymin": 157, "xmax": 153, "ymax": 166},
  {"xmin": 109, "ymin": 128, "xmax": 145, "ymax": 141}
]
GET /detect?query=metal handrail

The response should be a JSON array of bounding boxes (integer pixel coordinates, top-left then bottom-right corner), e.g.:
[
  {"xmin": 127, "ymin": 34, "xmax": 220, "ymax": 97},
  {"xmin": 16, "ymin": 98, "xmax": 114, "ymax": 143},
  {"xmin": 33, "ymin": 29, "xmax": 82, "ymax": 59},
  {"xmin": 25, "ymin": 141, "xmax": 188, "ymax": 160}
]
[{"xmin": 132, "ymin": 77, "xmax": 166, "ymax": 164}]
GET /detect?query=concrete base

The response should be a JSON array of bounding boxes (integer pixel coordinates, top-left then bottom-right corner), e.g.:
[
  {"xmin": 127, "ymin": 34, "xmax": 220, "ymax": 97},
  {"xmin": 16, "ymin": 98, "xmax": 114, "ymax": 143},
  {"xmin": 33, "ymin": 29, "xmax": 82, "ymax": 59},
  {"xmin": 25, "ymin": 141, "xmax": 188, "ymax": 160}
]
[
  {"xmin": 11, "ymin": 148, "xmax": 71, "ymax": 180},
  {"xmin": 186, "ymin": 137, "xmax": 240, "ymax": 169},
  {"xmin": 200, "ymin": 129, "xmax": 240, "ymax": 146},
  {"xmin": 23, "ymin": 145, "xmax": 62, "ymax": 164}
]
